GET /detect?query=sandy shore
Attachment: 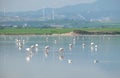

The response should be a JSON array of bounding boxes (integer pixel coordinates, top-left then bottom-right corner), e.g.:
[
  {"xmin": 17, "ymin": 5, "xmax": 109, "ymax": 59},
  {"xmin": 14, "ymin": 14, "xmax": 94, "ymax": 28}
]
[{"xmin": 52, "ymin": 32, "xmax": 79, "ymax": 36}]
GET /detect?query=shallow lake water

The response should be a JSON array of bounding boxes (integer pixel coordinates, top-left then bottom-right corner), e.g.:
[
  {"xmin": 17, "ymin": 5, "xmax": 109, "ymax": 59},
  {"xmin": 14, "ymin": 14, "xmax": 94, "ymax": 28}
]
[{"xmin": 0, "ymin": 35, "xmax": 120, "ymax": 78}]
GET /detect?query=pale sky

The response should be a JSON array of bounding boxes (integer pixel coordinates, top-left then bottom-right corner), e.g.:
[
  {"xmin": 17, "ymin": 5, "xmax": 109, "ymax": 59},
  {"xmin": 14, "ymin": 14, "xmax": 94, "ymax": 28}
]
[{"xmin": 0, "ymin": 0, "xmax": 97, "ymax": 12}]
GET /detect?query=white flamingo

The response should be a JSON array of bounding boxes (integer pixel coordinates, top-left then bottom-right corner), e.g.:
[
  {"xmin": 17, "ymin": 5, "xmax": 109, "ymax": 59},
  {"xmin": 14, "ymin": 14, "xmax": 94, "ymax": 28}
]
[
  {"xmin": 95, "ymin": 45, "xmax": 98, "ymax": 51},
  {"xmin": 68, "ymin": 59, "xmax": 72, "ymax": 64},
  {"xmin": 59, "ymin": 48, "xmax": 64, "ymax": 53},
  {"xmin": 69, "ymin": 44, "xmax": 73, "ymax": 48},
  {"xmin": 94, "ymin": 60, "xmax": 99, "ymax": 64},
  {"xmin": 91, "ymin": 42, "xmax": 94, "ymax": 46},
  {"xmin": 69, "ymin": 44, "xmax": 73, "ymax": 51},
  {"xmin": 26, "ymin": 48, "xmax": 31, "ymax": 52},
  {"xmin": 35, "ymin": 44, "xmax": 39, "ymax": 47},
  {"xmin": 95, "ymin": 45, "xmax": 98, "ymax": 48},
  {"xmin": 54, "ymin": 40, "xmax": 57, "ymax": 44},
  {"xmin": 45, "ymin": 45, "xmax": 50, "ymax": 50},
  {"xmin": 26, "ymin": 56, "xmax": 30, "ymax": 62},
  {"xmin": 82, "ymin": 43, "xmax": 85, "ymax": 48},
  {"xmin": 59, "ymin": 55, "xmax": 64, "ymax": 61},
  {"xmin": 45, "ymin": 51, "xmax": 49, "ymax": 57},
  {"xmin": 30, "ymin": 45, "xmax": 35, "ymax": 49},
  {"xmin": 73, "ymin": 38, "xmax": 76, "ymax": 44}
]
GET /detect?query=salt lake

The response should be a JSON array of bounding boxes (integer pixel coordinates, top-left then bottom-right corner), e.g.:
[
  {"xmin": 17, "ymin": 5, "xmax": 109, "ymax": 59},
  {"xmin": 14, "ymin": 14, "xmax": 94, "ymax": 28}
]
[{"xmin": 0, "ymin": 35, "xmax": 120, "ymax": 78}]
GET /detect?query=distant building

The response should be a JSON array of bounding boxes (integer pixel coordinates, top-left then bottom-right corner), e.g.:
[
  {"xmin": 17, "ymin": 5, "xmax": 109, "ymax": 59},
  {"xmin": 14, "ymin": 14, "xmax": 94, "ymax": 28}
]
[{"xmin": 50, "ymin": 24, "xmax": 64, "ymax": 28}]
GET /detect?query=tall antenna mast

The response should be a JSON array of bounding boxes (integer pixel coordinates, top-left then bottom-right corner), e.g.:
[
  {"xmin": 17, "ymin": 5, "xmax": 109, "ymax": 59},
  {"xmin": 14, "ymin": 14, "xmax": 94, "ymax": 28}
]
[
  {"xmin": 42, "ymin": 8, "xmax": 45, "ymax": 20},
  {"xmin": 3, "ymin": 8, "xmax": 5, "ymax": 16},
  {"xmin": 52, "ymin": 8, "xmax": 55, "ymax": 20}
]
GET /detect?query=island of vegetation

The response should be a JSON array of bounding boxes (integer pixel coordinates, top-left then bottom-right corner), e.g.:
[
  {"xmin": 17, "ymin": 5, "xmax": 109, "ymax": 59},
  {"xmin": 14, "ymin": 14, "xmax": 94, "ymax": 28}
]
[{"xmin": 0, "ymin": 28, "xmax": 120, "ymax": 35}]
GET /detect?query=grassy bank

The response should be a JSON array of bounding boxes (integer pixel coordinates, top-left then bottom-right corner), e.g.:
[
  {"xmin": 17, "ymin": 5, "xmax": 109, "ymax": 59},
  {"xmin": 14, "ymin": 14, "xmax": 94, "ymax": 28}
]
[
  {"xmin": 0, "ymin": 28, "xmax": 120, "ymax": 35},
  {"xmin": 0, "ymin": 28, "xmax": 75, "ymax": 35}
]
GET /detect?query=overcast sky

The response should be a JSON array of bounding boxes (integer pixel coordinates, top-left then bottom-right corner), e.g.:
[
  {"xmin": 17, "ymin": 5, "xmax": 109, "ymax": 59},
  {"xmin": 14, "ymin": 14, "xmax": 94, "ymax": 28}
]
[{"xmin": 0, "ymin": 0, "xmax": 97, "ymax": 12}]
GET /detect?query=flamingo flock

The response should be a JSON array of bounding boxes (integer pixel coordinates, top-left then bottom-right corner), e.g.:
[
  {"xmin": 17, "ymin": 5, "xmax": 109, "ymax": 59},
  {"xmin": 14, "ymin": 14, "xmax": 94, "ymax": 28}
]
[
  {"xmin": 15, "ymin": 39, "xmax": 25, "ymax": 50},
  {"xmin": 15, "ymin": 36, "xmax": 100, "ymax": 64},
  {"xmin": 25, "ymin": 44, "xmax": 39, "ymax": 62}
]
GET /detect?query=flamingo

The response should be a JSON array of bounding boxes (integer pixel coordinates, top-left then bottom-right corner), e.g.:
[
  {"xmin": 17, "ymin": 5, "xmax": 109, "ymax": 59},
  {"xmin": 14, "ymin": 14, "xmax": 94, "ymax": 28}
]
[
  {"xmin": 69, "ymin": 44, "xmax": 73, "ymax": 48},
  {"xmin": 91, "ymin": 42, "xmax": 94, "ymax": 46},
  {"xmin": 95, "ymin": 45, "xmax": 98, "ymax": 48},
  {"xmin": 59, "ymin": 48, "xmax": 64, "ymax": 53},
  {"xmin": 59, "ymin": 55, "xmax": 64, "ymax": 61},
  {"xmin": 26, "ymin": 56, "xmax": 30, "ymax": 62},
  {"xmin": 35, "ymin": 44, "xmax": 39, "ymax": 47},
  {"xmin": 68, "ymin": 59, "xmax": 72, "ymax": 64},
  {"xmin": 82, "ymin": 43, "xmax": 85, "ymax": 48},
  {"xmin": 45, "ymin": 45, "xmax": 50, "ymax": 50},
  {"xmin": 54, "ymin": 40, "xmax": 57, "ymax": 44},
  {"xmin": 73, "ymin": 38, "xmax": 76, "ymax": 44},
  {"xmin": 69, "ymin": 44, "xmax": 73, "ymax": 51},
  {"xmin": 94, "ymin": 60, "xmax": 99, "ymax": 64},
  {"xmin": 26, "ymin": 48, "xmax": 31, "ymax": 51},
  {"xmin": 30, "ymin": 45, "xmax": 35, "ymax": 49},
  {"xmin": 95, "ymin": 45, "xmax": 98, "ymax": 51},
  {"xmin": 45, "ymin": 51, "xmax": 49, "ymax": 57}
]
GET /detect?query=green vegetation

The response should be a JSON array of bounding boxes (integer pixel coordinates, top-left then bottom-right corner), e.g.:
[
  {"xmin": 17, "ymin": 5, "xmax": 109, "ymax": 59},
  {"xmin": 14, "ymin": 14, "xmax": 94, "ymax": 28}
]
[
  {"xmin": 0, "ymin": 28, "xmax": 74, "ymax": 35},
  {"xmin": 0, "ymin": 28, "xmax": 120, "ymax": 35},
  {"xmin": 73, "ymin": 28, "xmax": 120, "ymax": 35}
]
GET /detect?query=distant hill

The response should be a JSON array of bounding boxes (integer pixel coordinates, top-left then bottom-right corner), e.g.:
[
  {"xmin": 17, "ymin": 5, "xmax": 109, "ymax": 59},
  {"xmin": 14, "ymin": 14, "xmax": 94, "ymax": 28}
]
[
  {"xmin": 56, "ymin": 0, "xmax": 120, "ymax": 21},
  {"xmin": 0, "ymin": 0, "xmax": 120, "ymax": 21},
  {"xmin": 0, "ymin": 0, "xmax": 120, "ymax": 28}
]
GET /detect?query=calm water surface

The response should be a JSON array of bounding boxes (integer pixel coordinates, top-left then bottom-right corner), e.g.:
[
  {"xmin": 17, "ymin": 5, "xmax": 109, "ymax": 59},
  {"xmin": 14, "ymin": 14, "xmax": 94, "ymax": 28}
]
[{"xmin": 0, "ymin": 35, "xmax": 120, "ymax": 78}]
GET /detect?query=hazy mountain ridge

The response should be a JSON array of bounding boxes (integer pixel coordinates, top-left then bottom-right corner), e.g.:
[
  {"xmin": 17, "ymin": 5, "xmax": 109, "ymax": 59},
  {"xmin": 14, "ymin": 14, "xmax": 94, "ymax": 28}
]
[
  {"xmin": 0, "ymin": 0, "xmax": 120, "ymax": 28},
  {"xmin": 0, "ymin": 0, "xmax": 120, "ymax": 21}
]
